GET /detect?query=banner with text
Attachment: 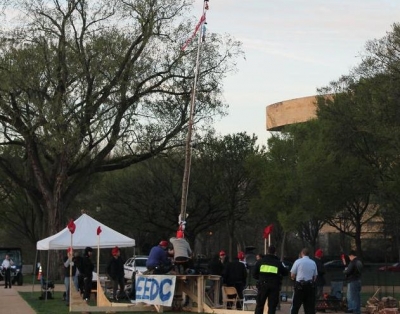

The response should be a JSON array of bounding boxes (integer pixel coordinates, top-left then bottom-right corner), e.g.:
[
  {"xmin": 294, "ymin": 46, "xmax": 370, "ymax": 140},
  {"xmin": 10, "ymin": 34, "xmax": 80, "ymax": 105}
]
[{"xmin": 136, "ymin": 274, "xmax": 177, "ymax": 307}]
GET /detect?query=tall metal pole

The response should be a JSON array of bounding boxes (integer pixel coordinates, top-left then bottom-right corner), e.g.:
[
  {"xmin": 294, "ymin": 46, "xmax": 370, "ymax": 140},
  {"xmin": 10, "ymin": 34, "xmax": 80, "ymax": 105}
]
[{"xmin": 179, "ymin": 0, "xmax": 209, "ymax": 231}]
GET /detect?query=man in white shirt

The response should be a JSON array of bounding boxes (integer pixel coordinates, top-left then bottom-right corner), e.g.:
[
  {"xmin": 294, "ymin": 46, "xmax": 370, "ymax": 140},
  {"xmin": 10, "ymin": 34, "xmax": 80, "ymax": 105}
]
[
  {"xmin": 2, "ymin": 254, "xmax": 14, "ymax": 288},
  {"xmin": 290, "ymin": 248, "xmax": 317, "ymax": 314}
]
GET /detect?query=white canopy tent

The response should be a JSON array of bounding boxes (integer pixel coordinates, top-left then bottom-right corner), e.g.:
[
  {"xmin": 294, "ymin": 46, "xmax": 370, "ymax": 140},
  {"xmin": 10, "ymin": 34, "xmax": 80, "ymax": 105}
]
[
  {"xmin": 37, "ymin": 213, "xmax": 135, "ymax": 250},
  {"xmin": 34, "ymin": 214, "xmax": 135, "ymax": 303}
]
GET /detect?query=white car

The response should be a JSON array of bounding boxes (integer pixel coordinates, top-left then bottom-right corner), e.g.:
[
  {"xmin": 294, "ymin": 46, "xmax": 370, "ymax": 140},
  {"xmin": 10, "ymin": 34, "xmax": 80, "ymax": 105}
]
[{"xmin": 124, "ymin": 256, "xmax": 148, "ymax": 280}]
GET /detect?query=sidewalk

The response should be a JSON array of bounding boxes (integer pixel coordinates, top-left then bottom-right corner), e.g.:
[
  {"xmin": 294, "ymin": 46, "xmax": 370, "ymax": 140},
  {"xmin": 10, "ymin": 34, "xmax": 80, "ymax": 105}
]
[
  {"xmin": 0, "ymin": 285, "xmax": 36, "ymax": 314},
  {"xmin": 0, "ymin": 282, "xmax": 65, "ymax": 314}
]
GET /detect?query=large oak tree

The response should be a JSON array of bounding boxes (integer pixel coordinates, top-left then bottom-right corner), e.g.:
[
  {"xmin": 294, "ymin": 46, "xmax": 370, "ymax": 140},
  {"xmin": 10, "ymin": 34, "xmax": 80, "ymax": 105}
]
[{"xmin": 0, "ymin": 0, "xmax": 242, "ymax": 239}]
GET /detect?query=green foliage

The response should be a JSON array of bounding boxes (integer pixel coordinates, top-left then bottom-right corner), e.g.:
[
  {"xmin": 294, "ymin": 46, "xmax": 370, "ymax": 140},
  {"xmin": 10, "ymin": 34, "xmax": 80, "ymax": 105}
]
[
  {"xmin": 308, "ymin": 24, "xmax": 400, "ymax": 253},
  {"xmin": 0, "ymin": 0, "xmax": 243, "ymax": 240},
  {"xmin": 255, "ymin": 108, "xmax": 381, "ymax": 251},
  {"xmin": 76, "ymin": 132, "xmax": 263, "ymax": 256},
  {"xmin": 191, "ymin": 132, "xmax": 263, "ymax": 252}
]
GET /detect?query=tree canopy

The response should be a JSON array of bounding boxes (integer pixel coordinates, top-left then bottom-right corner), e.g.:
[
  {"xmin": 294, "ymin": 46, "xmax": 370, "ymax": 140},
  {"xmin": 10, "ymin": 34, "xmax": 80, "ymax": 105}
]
[{"xmin": 0, "ymin": 0, "xmax": 242, "ymax": 237}]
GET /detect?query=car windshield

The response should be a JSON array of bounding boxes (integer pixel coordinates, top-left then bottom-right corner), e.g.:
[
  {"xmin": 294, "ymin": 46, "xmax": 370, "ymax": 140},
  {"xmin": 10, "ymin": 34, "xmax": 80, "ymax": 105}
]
[{"xmin": 135, "ymin": 259, "xmax": 147, "ymax": 267}]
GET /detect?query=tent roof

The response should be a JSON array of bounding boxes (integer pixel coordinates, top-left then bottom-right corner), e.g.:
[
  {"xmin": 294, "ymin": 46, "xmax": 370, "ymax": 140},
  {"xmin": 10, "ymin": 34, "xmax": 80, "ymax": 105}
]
[{"xmin": 36, "ymin": 214, "xmax": 135, "ymax": 250}]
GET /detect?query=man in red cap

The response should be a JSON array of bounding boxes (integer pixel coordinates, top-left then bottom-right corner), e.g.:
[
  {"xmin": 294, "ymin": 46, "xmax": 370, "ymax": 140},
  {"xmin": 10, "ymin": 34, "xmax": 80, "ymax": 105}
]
[
  {"xmin": 207, "ymin": 250, "xmax": 229, "ymax": 305},
  {"xmin": 210, "ymin": 250, "xmax": 229, "ymax": 276},
  {"xmin": 169, "ymin": 230, "xmax": 192, "ymax": 274},
  {"xmin": 238, "ymin": 251, "xmax": 246, "ymax": 267},
  {"xmin": 106, "ymin": 246, "xmax": 125, "ymax": 301},
  {"xmin": 313, "ymin": 249, "xmax": 326, "ymax": 302},
  {"xmin": 146, "ymin": 240, "xmax": 173, "ymax": 274},
  {"xmin": 224, "ymin": 253, "xmax": 247, "ymax": 309}
]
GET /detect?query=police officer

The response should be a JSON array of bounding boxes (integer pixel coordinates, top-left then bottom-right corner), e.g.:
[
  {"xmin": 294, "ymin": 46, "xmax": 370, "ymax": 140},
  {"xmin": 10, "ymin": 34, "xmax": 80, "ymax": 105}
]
[
  {"xmin": 290, "ymin": 248, "xmax": 318, "ymax": 314},
  {"xmin": 253, "ymin": 245, "xmax": 288, "ymax": 314}
]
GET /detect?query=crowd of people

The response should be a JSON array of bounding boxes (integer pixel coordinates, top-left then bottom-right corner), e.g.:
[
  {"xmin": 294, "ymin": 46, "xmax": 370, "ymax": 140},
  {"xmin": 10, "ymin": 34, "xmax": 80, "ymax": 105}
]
[
  {"xmin": 60, "ymin": 235, "xmax": 362, "ymax": 314},
  {"xmin": 147, "ymin": 241, "xmax": 362, "ymax": 314}
]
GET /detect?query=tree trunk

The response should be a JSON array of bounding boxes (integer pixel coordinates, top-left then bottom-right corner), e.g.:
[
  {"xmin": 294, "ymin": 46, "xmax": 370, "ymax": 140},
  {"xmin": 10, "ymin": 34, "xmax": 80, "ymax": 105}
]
[{"xmin": 355, "ymin": 223, "xmax": 363, "ymax": 259}]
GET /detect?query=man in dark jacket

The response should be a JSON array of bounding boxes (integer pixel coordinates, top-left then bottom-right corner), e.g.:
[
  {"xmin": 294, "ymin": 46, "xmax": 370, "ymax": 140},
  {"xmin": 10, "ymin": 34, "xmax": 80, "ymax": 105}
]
[
  {"xmin": 223, "ymin": 255, "xmax": 247, "ymax": 309},
  {"xmin": 106, "ymin": 246, "xmax": 125, "ymax": 301},
  {"xmin": 208, "ymin": 250, "xmax": 229, "ymax": 305},
  {"xmin": 81, "ymin": 247, "xmax": 94, "ymax": 301},
  {"xmin": 343, "ymin": 250, "xmax": 363, "ymax": 314},
  {"xmin": 253, "ymin": 245, "xmax": 288, "ymax": 314}
]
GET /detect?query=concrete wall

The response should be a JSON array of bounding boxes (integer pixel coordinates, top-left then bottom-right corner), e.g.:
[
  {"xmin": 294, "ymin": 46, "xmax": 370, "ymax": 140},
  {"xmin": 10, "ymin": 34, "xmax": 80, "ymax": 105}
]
[{"xmin": 266, "ymin": 95, "xmax": 319, "ymax": 131}]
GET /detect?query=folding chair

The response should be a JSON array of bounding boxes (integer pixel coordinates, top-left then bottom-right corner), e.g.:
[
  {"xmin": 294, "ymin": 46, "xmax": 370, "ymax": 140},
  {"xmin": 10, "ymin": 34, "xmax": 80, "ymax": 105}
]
[
  {"xmin": 222, "ymin": 286, "xmax": 243, "ymax": 310},
  {"xmin": 39, "ymin": 277, "xmax": 55, "ymax": 300},
  {"xmin": 242, "ymin": 288, "xmax": 258, "ymax": 311}
]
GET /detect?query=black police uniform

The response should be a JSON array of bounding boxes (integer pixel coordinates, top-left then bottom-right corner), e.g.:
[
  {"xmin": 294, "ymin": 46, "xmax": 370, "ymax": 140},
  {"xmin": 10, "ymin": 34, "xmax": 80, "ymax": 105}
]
[{"xmin": 253, "ymin": 253, "xmax": 288, "ymax": 314}]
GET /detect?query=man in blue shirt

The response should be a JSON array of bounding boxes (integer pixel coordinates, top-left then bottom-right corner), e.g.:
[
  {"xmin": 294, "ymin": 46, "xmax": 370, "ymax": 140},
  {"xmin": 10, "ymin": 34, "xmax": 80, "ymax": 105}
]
[
  {"xmin": 290, "ymin": 248, "xmax": 317, "ymax": 314},
  {"xmin": 146, "ymin": 240, "xmax": 172, "ymax": 274}
]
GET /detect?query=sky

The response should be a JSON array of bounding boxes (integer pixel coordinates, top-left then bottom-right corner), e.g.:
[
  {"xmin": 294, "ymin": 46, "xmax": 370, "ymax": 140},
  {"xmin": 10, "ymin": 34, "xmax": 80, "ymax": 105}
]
[{"xmin": 192, "ymin": 0, "xmax": 400, "ymax": 146}]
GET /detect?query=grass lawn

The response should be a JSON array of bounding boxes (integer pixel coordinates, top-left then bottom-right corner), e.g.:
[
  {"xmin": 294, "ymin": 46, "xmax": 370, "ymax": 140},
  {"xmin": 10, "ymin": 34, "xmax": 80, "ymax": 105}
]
[{"xmin": 19, "ymin": 291, "xmax": 196, "ymax": 314}]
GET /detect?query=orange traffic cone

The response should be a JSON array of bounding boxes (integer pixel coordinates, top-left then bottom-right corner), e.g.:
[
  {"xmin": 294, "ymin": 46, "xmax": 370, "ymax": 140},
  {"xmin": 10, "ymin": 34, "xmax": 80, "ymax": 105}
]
[{"xmin": 37, "ymin": 265, "xmax": 42, "ymax": 281}]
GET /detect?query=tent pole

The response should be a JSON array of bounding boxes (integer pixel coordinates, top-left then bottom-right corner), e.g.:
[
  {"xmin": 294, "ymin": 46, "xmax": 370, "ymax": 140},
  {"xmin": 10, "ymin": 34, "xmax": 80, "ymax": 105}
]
[
  {"xmin": 32, "ymin": 250, "xmax": 38, "ymax": 293},
  {"xmin": 45, "ymin": 251, "xmax": 50, "ymax": 301}
]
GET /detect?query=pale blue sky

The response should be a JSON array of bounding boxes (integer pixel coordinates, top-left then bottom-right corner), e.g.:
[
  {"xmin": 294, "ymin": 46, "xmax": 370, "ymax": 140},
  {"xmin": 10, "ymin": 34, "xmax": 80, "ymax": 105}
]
[{"xmin": 193, "ymin": 0, "xmax": 400, "ymax": 145}]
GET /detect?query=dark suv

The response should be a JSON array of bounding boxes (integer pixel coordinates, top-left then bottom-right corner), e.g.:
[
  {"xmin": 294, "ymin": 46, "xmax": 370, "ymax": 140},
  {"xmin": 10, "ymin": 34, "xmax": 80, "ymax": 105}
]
[{"xmin": 0, "ymin": 247, "xmax": 23, "ymax": 285}]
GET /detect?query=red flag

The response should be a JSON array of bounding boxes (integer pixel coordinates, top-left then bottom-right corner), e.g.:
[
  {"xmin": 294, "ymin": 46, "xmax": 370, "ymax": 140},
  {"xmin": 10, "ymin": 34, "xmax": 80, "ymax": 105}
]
[
  {"xmin": 67, "ymin": 219, "xmax": 76, "ymax": 234},
  {"xmin": 97, "ymin": 226, "xmax": 102, "ymax": 235},
  {"xmin": 263, "ymin": 224, "xmax": 274, "ymax": 239},
  {"xmin": 181, "ymin": 14, "xmax": 206, "ymax": 51}
]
